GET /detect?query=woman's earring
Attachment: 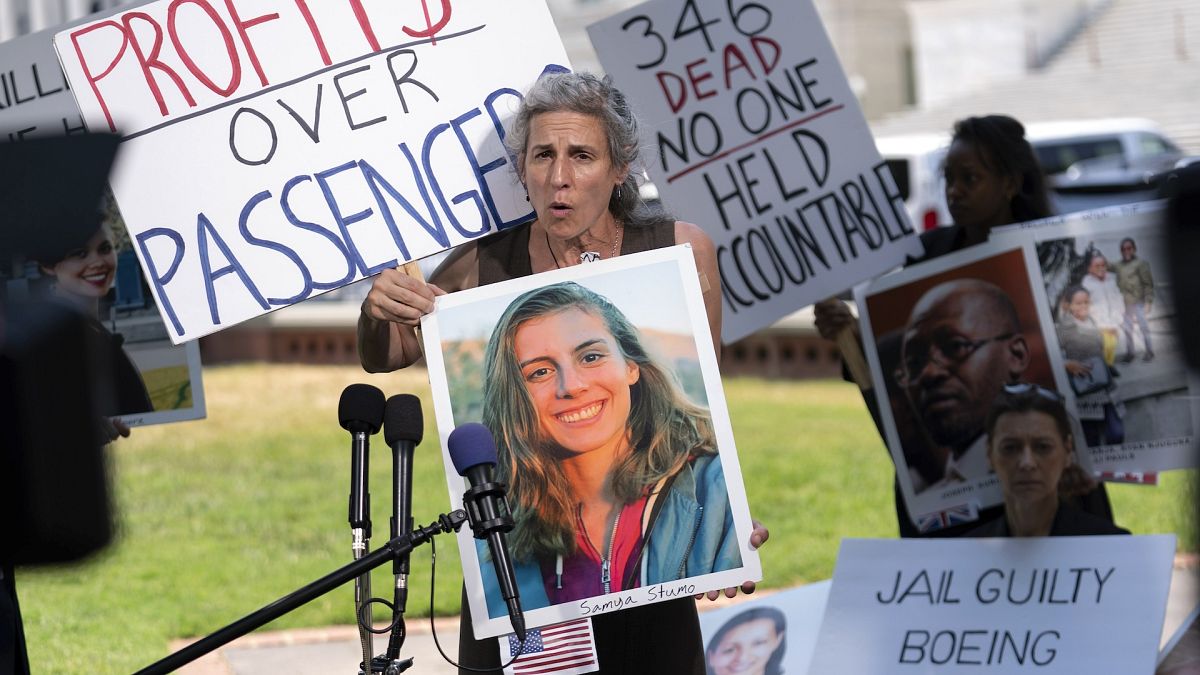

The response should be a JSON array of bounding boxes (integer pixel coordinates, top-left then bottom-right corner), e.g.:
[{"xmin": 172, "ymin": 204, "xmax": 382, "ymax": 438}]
[{"xmin": 615, "ymin": 185, "xmax": 623, "ymax": 201}]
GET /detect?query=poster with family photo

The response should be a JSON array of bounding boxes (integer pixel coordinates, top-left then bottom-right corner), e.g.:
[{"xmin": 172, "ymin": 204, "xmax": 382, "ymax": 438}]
[
  {"xmin": 422, "ymin": 246, "xmax": 761, "ymax": 638},
  {"xmin": 2, "ymin": 191, "xmax": 205, "ymax": 427},
  {"xmin": 854, "ymin": 243, "xmax": 1085, "ymax": 527},
  {"xmin": 993, "ymin": 202, "xmax": 1198, "ymax": 474},
  {"xmin": 697, "ymin": 581, "xmax": 831, "ymax": 675}
]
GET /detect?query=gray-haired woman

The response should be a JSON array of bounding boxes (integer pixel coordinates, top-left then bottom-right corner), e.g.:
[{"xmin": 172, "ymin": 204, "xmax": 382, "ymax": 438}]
[{"xmin": 357, "ymin": 72, "xmax": 766, "ymax": 674}]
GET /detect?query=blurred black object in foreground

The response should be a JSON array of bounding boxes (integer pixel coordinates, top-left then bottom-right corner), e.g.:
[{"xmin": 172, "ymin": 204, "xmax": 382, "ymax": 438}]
[
  {"xmin": 1162, "ymin": 163, "xmax": 1200, "ymax": 372},
  {"xmin": 1, "ymin": 134, "xmax": 122, "ymax": 675}
]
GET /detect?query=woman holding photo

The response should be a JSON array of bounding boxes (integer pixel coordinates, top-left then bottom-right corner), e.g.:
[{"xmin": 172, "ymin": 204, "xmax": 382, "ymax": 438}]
[
  {"xmin": 477, "ymin": 282, "xmax": 740, "ymax": 610},
  {"xmin": 358, "ymin": 71, "xmax": 766, "ymax": 673}
]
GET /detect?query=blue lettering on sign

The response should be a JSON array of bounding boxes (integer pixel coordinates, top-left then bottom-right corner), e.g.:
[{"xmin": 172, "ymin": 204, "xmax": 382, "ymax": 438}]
[
  {"xmin": 140, "ymin": 84, "xmax": 539, "ymax": 339},
  {"xmin": 197, "ymin": 212, "xmax": 269, "ymax": 325}
]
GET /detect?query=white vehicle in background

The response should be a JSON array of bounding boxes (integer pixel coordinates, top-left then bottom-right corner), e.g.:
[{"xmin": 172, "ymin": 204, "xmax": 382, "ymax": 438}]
[
  {"xmin": 1026, "ymin": 118, "xmax": 1183, "ymax": 178},
  {"xmin": 873, "ymin": 133, "xmax": 951, "ymax": 232},
  {"xmin": 874, "ymin": 119, "xmax": 1184, "ymax": 227}
]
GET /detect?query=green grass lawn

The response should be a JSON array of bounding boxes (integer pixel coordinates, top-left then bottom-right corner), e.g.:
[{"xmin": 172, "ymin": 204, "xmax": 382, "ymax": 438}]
[{"xmin": 15, "ymin": 365, "xmax": 1195, "ymax": 673}]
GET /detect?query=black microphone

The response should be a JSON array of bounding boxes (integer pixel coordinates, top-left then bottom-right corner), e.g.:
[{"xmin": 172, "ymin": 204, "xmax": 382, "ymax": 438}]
[
  {"xmin": 338, "ymin": 384, "xmax": 385, "ymax": 536},
  {"xmin": 448, "ymin": 423, "xmax": 525, "ymax": 642},
  {"xmin": 338, "ymin": 383, "xmax": 385, "ymax": 671},
  {"xmin": 383, "ymin": 394, "xmax": 422, "ymax": 660}
]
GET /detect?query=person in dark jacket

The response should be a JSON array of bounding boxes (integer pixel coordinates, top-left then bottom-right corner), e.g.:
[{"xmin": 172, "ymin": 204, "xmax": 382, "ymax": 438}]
[{"xmin": 966, "ymin": 384, "xmax": 1129, "ymax": 537}]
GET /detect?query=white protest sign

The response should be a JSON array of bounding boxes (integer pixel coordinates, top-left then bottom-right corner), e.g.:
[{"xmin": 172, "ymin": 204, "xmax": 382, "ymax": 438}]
[
  {"xmin": 810, "ymin": 536, "xmax": 1175, "ymax": 674},
  {"xmin": 1, "ymin": 1, "xmax": 156, "ymax": 141},
  {"xmin": 55, "ymin": 0, "xmax": 568, "ymax": 343},
  {"xmin": 587, "ymin": 0, "xmax": 922, "ymax": 344},
  {"xmin": 0, "ymin": 22, "xmax": 85, "ymax": 141}
]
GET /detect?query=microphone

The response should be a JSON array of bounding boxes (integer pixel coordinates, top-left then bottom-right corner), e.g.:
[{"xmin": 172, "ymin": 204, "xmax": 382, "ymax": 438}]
[
  {"xmin": 339, "ymin": 384, "xmax": 385, "ymax": 538},
  {"xmin": 383, "ymin": 394, "xmax": 422, "ymax": 660},
  {"xmin": 338, "ymin": 384, "xmax": 385, "ymax": 671},
  {"xmin": 448, "ymin": 423, "xmax": 526, "ymax": 642}
]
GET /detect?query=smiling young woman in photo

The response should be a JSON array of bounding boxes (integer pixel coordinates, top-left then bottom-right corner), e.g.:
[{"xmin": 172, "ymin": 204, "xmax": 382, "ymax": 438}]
[
  {"xmin": 479, "ymin": 282, "xmax": 741, "ymax": 607},
  {"xmin": 705, "ymin": 607, "xmax": 787, "ymax": 675},
  {"xmin": 38, "ymin": 222, "xmax": 152, "ymax": 422}
]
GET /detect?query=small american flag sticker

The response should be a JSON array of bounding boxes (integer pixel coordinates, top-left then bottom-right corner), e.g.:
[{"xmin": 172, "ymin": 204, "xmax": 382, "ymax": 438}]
[{"xmin": 501, "ymin": 617, "xmax": 599, "ymax": 675}]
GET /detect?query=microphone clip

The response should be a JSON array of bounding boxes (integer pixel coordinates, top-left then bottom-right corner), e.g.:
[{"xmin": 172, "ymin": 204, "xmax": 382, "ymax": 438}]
[{"xmin": 462, "ymin": 480, "xmax": 515, "ymax": 539}]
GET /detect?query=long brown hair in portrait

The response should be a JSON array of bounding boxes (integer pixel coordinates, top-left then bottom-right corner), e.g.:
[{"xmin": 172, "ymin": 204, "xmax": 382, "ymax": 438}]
[{"xmin": 481, "ymin": 282, "xmax": 716, "ymax": 562}]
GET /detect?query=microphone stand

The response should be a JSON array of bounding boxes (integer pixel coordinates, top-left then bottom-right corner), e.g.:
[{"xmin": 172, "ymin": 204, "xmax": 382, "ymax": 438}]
[{"xmin": 133, "ymin": 511, "xmax": 467, "ymax": 675}]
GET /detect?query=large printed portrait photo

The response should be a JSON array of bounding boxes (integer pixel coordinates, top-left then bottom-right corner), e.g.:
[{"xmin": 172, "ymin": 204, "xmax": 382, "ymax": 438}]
[
  {"xmin": 2, "ymin": 190, "xmax": 205, "ymax": 427},
  {"xmin": 422, "ymin": 246, "xmax": 760, "ymax": 638},
  {"xmin": 856, "ymin": 244, "xmax": 1071, "ymax": 523}
]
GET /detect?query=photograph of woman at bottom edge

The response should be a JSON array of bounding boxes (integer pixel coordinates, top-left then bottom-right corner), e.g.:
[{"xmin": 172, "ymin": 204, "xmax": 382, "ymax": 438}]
[{"xmin": 474, "ymin": 281, "xmax": 743, "ymax": 617}]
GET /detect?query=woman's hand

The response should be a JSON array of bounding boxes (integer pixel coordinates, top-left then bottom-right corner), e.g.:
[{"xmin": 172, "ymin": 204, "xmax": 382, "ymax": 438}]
[
  {"xmin": 1057, "ymin": 463, "xmax": 1097, "ymax": 498},
  {"xmin": 698, "ymin": 520, "xmax": 770, "ymax": 601},
  {"xmin": 98, "ymin": 417, "xmax": 131, "ymax": 444},
  {"xmin": 1064, "ymin": 360, "xmax": 1092, "ymax": 376},
  {"xmin": 813, "ymin": 299, "xmax": 857, "ymax": 342},
  {"xmin": 361, "ymin": 267, "xmax": 445, "ymax": 327}
]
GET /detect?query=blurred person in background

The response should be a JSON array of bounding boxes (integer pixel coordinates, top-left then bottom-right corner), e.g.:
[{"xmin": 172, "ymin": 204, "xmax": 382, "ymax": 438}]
[
  {"xmin": 967, "ymin": 385, "xmax": 1128, "ymax": 537},
  {"xmin": 815, "ymin": 115, "xmax": 1117, "ymax": 538}
]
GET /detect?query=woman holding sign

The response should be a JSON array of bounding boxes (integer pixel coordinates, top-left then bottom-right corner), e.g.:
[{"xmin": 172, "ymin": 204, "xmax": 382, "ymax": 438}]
[
  {"xmin": 967, "ymin": 385, "xmax": 1128, "ymax": 537},
  {"xmin": 813, "ymin": 115, "xmax": 1119, "ymax": 538},
  {"xmin": 358, "ymin": 72, "xmax": 766, "ymax": 674}
]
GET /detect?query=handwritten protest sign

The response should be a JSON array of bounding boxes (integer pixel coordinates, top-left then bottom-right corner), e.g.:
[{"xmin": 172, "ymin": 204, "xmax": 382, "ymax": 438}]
[
  {"xmin": 992, "ymin": 202, "xmax": 1199, "ymax": 475},
  {"xmin": 587, "ymin": 0, "xmax": 921, "ymax": 343},
  {"xmin": 811, "ymin": 536, "xmax": 1175, "ymax": 674},
  {"xmin": 0, "ymin": 21, "xmax": 87, "ymax": 141},
  {"xmin": 55, "ymin": 0, "xmax": 568, "ymax": 343}
]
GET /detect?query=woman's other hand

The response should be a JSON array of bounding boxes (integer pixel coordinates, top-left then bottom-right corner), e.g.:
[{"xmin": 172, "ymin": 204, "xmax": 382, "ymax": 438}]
[
  {"xmin": 361, "ymin": 267, "xmax": 445, "ymax": 327},
  {"xmin": 813, "ymin": 299, "xmax": 857, "ymax": 342},
  {"xmin": 98, "ymin": 417, "xmax": 131, "ymax": 444},
  {"xmin": 699, "ymin": 520, "xmax": 770, "ymax": 601}
]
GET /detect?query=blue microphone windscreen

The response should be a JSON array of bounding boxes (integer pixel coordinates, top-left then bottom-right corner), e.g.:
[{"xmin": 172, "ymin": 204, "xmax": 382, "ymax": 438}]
[
  {"xmin": 384, "ymin": 394, "xmax": 424, "ymax": 446},
  {"xmin": 448, "ymin": 423, "xmax": 498, "ymax": 476},
  {"xmin": 338, "ymin": 384, "xmax": 385, "ymax": 433}
]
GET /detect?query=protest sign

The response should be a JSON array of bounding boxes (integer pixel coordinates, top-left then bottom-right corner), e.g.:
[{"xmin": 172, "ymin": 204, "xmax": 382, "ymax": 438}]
[
  {"xmin": 54, "ymin": 0, "xmax": 568, "ymax": 343},
  {"xmin": 992, "ymin": 202, "xmax": 1198, "ymax": 474},
  {"xmin": 0, "ymin": 21, "xmax": 85, "ymax": 141},
  {"xmin": 855, "ymin": 242, "xmax": 1087, "ymax": 530},
  {"xmin": 421, "ymin": 246, "xmax": 761, "ymax": 638},
  {"xmin": 811, "ymin": 536, "xmax": 1175, "ymax": 674},
  {"xmin": 587, "ymin": 0, "xmax": 921, "ymax": 344},
  {"xmin": 698, "ymin": 580, "xmax": 830, "ymax": 675}
]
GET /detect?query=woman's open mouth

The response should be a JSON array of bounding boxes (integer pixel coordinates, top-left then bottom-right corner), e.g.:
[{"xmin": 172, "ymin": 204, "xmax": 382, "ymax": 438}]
[{"xmin": 555, "ymin": 401, "xmax": 604, "ymax": 424}]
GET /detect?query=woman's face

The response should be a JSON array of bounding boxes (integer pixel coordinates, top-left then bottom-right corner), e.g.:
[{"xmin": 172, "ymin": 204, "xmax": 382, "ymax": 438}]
[
  {"xmin": 43, "ymin": 225, "xmax": 117, "ymax": 300},
  {"xmin": 707, "ymin": 618, "xmax": 783, "ymax": 675},
  {"xmin": 943, "ymin": 139, "xmax": 1016, "ymax": 232},
  {"xmin": 522, "ymin": 111, "xmax": 626, "ymax": 241},
  {"xmin": 513, "ymin": 307, "xmax": 640, "ymax": 457},
  {"xmin": 1067, "ymin": 290, "xmax": 1091, "ymax": 322},
  {"xmin": 988, "ymin": 410, "xmax": 1072, "ymax": 505}
]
